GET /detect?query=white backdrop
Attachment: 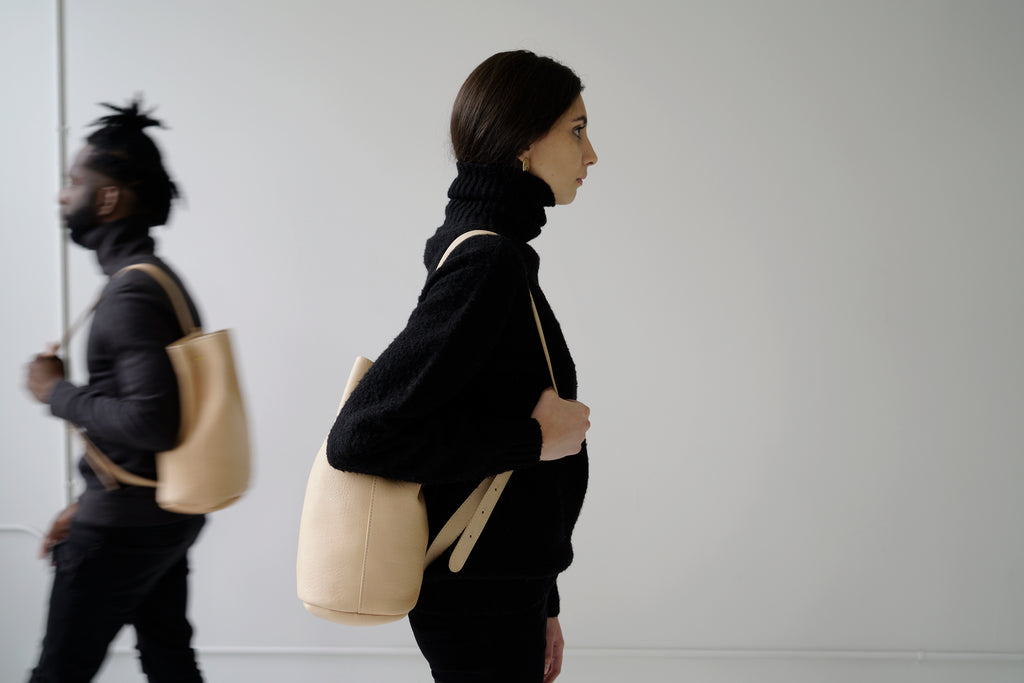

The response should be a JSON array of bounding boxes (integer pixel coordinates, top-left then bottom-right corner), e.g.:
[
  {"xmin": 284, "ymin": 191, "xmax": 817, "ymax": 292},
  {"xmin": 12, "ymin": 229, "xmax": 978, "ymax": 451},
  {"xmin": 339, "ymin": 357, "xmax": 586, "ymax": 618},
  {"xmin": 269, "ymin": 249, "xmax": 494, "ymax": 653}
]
[{"xmin": 3, "ymin": 1, "xmax": 1024, "ymax": 681}]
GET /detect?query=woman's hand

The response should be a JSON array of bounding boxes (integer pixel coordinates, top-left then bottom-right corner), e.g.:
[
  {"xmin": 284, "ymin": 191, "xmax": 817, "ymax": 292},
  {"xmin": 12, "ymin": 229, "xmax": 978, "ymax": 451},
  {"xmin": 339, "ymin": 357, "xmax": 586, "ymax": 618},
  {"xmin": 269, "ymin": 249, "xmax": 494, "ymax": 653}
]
[
  {"xmin": 544, "ymin": 616, "xmax": 564, "ymax": 682},
  {"xmin": 531, "ymin": 387, "xmax": 590, "ymax": 461}
]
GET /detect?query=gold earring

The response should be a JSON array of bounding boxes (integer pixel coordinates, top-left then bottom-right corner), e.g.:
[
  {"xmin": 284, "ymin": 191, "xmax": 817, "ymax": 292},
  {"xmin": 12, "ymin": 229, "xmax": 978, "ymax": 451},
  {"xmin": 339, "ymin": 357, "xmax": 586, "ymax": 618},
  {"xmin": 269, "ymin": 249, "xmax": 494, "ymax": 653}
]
[{"xmin": 522, "ymin": 158, "xmax": 530, "ymax": 173}]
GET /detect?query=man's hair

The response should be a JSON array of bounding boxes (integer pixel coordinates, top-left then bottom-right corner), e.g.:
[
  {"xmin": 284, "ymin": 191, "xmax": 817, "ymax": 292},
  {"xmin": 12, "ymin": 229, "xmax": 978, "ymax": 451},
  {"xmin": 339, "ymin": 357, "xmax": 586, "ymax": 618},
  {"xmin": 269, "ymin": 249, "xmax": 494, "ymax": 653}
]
[
  {"xmin": 84, "ymin": 96, "xmax": 179, "ymax": 227},
  {"xmin": 451, "ymin": 51, "xmax": 584, "ymax": 167}
]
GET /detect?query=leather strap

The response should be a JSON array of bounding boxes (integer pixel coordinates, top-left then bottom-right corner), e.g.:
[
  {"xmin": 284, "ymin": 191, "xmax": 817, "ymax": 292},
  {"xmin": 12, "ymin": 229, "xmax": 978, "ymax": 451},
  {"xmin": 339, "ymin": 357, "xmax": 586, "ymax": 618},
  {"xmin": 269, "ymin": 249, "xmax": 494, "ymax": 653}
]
[
  {"xmin": 81, "ymin": 433, "xmax": 158, "ymax": 489},
  {"xmin": 436, "ymin": 229, "xmax": 500, "ymax": 268},
  {"xmin": 425, "ymin": 475, "xmax": 495, "ymax": 566},
  {"xmin": 424, "ymin": 229, "xmax": 559, "ymax": 572},
  {"xmin": 447, "ymin": 471, "xmax": 513, "ymax": 571},
  {"xmin": 529, "ymin": 291, "xmax": 559, "ymax": 396},
  {"xmin": 58, "ymin": 299, "xmax": 100, "ymax": 353},
  {"xmin": 117, "ymin": 264, "xmax": 199, "ymax": 335},
  {"xmin": 59, "ymin": 262, "xmax": 198, "ymax": 352}
]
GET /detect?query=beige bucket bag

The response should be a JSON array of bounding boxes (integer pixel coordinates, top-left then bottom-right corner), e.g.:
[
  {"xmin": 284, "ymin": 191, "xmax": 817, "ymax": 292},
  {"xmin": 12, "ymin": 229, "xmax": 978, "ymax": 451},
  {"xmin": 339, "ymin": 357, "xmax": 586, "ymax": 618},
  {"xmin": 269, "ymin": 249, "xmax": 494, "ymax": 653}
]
[{"xmin": 66, "ymin": 263, "xmax": 251, "ymax": 514}]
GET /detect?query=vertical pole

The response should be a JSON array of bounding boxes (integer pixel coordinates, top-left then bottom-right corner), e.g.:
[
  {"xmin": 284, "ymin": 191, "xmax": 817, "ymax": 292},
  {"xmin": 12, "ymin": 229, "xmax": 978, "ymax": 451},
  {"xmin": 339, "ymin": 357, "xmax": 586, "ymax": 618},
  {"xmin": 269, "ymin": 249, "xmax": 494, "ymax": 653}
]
[{"xmin": 56, "ymin": 0, "xmax": 73, "ymax": 506}]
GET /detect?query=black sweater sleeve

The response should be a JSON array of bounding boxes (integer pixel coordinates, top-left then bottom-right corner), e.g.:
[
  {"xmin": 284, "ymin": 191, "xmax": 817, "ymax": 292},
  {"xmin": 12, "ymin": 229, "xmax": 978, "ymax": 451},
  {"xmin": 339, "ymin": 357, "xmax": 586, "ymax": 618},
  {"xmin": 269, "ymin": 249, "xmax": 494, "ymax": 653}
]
[
  {"xmin": 327, "ymin": 237, "xmax": 544, "ymax": 484},
  {"xmin": 49, "ymin": 274, "xmax": 182, "ymax": 452}
]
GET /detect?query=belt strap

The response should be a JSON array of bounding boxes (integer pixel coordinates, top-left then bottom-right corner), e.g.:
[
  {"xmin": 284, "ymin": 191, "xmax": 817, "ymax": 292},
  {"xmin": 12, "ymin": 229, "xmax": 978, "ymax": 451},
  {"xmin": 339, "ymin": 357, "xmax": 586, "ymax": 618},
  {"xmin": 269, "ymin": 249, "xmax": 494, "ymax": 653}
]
[
  {"xmin": 81, "ymin": 432, "xmax": 158, "ymax": 489},
  {"xmin": 446, "ymin": 471, "xmax": 513, "ymax": 571}
]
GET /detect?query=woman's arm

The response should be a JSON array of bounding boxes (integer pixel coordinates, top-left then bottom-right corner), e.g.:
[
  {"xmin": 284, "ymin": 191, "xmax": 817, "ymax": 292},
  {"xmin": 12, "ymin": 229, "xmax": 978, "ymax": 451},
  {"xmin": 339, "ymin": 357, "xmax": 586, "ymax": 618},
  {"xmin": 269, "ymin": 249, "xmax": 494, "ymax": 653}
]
[{"xmin": 327, "ymin": 238, "xmax": 544, "ymax": 483}]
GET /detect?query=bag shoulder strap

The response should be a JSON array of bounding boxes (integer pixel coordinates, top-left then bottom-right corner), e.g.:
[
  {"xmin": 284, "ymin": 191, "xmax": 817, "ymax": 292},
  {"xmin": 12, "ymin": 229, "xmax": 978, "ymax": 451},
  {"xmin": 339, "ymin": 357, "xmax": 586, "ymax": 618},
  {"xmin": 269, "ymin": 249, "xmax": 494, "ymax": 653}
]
[
  {"xmin": 58, "ymin": 262, "xmax": 199, "ymax": 351},
  {"xmin": 421, "ymin": 229, "xmax": 559, "ymax": 571},
  {"xmin": 117, "ymin": 263, "xmax": 200, "ymax": 336},
  {"xmin": 435, "ymin": 229, "xmax": 499, "ymax": 269},
  {"xmin": 529, "ymin": 292, "xmax": 558, "ymax": 396}
]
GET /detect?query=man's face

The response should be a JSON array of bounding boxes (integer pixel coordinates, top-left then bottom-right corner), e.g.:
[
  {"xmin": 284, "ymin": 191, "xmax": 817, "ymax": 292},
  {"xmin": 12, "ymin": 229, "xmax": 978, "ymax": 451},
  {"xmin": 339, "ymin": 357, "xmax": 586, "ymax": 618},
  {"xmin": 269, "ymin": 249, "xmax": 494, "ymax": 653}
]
[{"xmin": 59, "ymin": 146, "xmax": 104, "ymax": 234}]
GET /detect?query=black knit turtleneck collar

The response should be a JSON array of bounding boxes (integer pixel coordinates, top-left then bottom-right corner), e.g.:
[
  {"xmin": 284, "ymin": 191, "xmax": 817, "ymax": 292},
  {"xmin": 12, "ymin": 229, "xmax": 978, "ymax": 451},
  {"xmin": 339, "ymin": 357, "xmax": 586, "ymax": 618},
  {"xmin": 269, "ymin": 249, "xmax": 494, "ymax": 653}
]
[
  {"xmin": 443, "ymin": 162, "xmax": 554, "ymax": 242},
  {"xmin": 424, "ymin": 162, "xmax": 554, "ymax": 269},
  {"xmin": 73, "ymin": 217, "xmax": 157, "ymax": 276}
]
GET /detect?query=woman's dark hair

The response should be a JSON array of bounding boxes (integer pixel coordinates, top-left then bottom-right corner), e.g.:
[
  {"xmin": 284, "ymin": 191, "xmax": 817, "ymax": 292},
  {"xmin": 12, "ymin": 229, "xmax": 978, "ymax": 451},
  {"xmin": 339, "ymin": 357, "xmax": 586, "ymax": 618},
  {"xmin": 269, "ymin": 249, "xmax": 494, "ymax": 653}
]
[
  {"xmin": 84, "ymin": 96, "xmax": 179, "ymax": 227},
  {"xmin": 451, "ymin": 50, "xmax": 583, "ymax": 167}
]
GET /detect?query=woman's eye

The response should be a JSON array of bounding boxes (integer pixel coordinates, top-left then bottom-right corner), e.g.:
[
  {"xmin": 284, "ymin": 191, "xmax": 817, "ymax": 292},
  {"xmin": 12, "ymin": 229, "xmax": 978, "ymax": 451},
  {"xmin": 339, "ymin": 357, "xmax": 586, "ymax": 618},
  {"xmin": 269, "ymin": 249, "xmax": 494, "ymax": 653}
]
[{"xmin": 572, "ymin": 126, "xmax": 584, "ymax": 139}]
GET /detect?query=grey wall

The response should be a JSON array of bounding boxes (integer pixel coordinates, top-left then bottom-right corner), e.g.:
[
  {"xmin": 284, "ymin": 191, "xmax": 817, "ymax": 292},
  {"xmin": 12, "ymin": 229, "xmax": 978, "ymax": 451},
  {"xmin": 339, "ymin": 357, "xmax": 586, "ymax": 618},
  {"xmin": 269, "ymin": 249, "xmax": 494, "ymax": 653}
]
[{"xmin": 3, "ymin": 1, "xmax": 1023, "ymax": 681}]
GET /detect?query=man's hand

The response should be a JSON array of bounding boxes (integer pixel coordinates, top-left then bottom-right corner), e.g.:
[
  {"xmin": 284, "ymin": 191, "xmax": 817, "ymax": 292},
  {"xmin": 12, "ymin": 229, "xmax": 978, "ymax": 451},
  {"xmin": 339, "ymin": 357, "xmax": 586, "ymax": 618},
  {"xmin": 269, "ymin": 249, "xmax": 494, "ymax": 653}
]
[
  {"xmin": 544, "ymin": 616, "xmax": 564, "ymax": 682},
  {"xmin": 40, "ymin": 502, "xmax": 78, "ymax": 563},
  {"xmin": 26, "ymin": 345, "xmax": 65, "ymax": 403}
]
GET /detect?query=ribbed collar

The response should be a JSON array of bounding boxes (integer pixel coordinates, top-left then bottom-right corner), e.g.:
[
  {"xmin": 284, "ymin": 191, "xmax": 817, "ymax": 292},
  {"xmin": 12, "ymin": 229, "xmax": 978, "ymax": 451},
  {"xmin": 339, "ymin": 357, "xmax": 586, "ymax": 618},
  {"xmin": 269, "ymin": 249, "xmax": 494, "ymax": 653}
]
[
  {"xmin": 425, "ymin": 162, "xmax": 554, "ymax": 268},
  {"xmin": 73, "ymin": 217, "xmax": 157, "ymax": 276}
]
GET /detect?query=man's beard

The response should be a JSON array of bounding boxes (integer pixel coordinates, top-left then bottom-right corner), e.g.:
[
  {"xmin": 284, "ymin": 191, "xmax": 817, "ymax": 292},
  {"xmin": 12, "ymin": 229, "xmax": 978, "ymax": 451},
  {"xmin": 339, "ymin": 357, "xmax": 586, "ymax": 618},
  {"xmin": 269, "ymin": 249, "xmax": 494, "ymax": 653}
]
[{"xmin": 65, "ymin": 203, "xmax": 101, "ymax": 247}]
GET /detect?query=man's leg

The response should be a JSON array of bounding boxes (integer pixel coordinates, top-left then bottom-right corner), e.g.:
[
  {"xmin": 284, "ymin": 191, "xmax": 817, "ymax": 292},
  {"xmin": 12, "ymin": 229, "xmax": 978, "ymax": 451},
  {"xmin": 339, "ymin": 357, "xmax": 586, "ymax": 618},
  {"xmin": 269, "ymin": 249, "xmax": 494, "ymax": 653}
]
[
  {"xmin": 29, "ymin": 524, "xmax": 128, "ymax": 682},
  {"xmin": 133, "ymin": 517, "xmax": 205, "ymax": 683}
]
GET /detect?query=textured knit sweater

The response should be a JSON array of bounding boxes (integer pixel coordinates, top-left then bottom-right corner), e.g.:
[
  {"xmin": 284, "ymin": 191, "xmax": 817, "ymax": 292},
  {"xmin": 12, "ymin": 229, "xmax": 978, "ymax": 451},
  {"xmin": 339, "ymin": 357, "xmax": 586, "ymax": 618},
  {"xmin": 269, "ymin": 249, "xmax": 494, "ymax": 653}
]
[
  {"xmin": 49, "ymin": 217, "xmax": 202, "ymax": 526},
  {"xmin": 327, "ymin": 163, "xmax": 589, "ymax": 616}
]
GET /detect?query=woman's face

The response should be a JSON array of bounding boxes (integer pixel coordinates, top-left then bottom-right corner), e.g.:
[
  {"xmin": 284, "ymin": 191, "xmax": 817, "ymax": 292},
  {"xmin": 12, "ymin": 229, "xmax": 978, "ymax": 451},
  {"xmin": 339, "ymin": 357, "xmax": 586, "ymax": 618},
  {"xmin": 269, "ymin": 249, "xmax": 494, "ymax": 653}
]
[{"xmin": 520, "ymin": 95, "xmax": 598, "ymax": 205}]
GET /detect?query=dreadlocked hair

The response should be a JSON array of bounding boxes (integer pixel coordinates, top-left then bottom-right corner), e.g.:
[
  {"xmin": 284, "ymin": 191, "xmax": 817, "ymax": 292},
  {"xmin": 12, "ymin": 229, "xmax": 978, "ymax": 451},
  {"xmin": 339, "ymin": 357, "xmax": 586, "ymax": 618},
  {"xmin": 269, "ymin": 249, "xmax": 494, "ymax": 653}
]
[{"xmin": 84, "ymin": 96, "xmax": 180, "ymax": 227}]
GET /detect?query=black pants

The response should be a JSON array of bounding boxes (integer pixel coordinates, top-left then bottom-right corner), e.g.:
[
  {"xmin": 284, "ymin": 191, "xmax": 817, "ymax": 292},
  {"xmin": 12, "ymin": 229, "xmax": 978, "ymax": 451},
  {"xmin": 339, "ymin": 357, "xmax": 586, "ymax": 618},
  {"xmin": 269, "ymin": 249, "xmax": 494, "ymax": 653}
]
[
  {"xmin": 29, "ymin": 516, "xmax": 206, "ymax": 683},
  {"xmin": 409, "ymin": 581, "xmax": 551, "ymax": 683}
]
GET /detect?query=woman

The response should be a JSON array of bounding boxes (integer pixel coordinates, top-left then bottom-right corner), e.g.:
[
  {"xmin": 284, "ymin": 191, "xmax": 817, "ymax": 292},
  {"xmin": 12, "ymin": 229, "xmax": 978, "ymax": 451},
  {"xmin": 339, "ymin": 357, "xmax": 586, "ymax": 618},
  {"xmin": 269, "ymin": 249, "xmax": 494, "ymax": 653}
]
[{"xmin": 327, "ymin": 50, "xmax": 597, "ymax": 683}]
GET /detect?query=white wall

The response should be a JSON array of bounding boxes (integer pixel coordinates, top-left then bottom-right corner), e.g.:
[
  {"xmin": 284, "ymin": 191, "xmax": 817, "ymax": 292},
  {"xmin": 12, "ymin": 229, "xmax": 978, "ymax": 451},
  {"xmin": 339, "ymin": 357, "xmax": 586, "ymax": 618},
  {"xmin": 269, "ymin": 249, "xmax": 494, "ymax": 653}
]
[{"xmin": 3, "ymin": 1, "xmax": 1023, "ymax": 681}]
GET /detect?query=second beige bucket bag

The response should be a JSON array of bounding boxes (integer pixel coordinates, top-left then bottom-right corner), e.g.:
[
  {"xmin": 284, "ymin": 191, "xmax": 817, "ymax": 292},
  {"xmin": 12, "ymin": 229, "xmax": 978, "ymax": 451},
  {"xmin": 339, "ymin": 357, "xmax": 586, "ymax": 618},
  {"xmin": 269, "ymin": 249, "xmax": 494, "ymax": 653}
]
[{"xmin": 296, "ymin": 230, "xmax": 559, "ymax": 625}]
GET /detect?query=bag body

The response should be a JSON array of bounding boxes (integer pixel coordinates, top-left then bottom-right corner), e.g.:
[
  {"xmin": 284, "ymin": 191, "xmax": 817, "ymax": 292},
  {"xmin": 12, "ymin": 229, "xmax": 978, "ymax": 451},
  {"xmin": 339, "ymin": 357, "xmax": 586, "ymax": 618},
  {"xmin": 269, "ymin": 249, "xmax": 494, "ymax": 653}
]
[
  {"xmin": 297, "ymin": 356, "xmax": 429, "ymax": 625},
  {"xmin": 157, "ymin": 326, "xmax": 251, "ymax": 512},
  {"xmin": 78, "ymin": 263, "xmax": 251, "ymax": 514}
]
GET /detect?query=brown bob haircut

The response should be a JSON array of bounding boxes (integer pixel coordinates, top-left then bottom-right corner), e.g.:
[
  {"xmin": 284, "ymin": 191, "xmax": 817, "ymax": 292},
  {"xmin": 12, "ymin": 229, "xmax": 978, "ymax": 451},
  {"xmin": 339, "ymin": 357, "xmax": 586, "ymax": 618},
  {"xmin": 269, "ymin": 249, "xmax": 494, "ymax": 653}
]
[{"xmin": 451, "ymin": 50, "xmax": 583, "ymax": 167}]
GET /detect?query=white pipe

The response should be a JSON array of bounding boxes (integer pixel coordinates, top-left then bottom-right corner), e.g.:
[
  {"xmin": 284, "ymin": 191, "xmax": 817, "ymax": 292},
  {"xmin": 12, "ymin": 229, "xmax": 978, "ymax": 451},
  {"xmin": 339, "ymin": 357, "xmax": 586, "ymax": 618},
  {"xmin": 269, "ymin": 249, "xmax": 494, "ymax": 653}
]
[
  {"xmin": 0, "ymin": 524, "xmax": 45, "ymax": 538},
  {"xmin": 102, "ymin": 645, "xmax": 1024, "ymax": 662}
]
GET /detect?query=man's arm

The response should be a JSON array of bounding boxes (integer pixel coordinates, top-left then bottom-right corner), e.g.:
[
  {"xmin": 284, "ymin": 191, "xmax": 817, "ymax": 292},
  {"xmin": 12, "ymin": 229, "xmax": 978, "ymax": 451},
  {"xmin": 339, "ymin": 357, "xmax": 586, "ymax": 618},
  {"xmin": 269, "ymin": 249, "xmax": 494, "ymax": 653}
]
[{"xmin": 48, "ymin": 277, "xmax": 183, "ymax": 451}]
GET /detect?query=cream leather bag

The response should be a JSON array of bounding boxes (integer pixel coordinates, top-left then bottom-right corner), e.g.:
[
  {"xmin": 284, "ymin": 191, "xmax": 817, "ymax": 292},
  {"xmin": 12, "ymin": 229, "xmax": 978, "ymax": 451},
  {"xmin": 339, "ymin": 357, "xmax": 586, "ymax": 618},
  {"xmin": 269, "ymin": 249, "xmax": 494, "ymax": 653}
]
[
  {"xmin": 296, "ymin": 230, "xmax": 558, "ymax": 625},
  {"xmin": 71, "ymin": 263, "xmax": 251, "ymax": 514}
]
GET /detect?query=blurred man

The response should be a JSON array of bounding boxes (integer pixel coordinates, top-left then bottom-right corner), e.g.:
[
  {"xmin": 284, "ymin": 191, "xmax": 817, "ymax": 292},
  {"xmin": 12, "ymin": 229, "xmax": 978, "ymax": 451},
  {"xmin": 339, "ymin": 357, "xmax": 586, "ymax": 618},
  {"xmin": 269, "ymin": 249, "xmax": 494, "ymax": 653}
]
[{"xmin": 25, "ymin": 97, "xmax": 206, "ymax": 683}]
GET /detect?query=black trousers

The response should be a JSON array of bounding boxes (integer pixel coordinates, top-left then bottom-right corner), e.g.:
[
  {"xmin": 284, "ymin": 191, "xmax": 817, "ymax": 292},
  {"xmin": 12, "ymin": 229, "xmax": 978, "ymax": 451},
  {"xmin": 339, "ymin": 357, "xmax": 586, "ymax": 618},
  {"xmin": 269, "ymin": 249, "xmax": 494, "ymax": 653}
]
[
  {"xmin": 409, "ymin": 581, "xmax": 551, "ymax": 683},
  {"xmin": 29, "ymin": 516, "xmax": 206, "ymax": 683}
]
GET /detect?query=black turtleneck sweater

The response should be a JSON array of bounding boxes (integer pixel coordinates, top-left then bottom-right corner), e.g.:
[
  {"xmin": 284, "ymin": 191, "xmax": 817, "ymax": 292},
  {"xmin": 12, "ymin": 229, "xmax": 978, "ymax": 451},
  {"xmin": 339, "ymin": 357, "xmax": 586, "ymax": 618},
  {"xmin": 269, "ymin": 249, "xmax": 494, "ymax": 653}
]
[
  {"xmin": 327, "ymin": 163, "xmax": 589, "ymax": 616},
  {"xmin": 49, "ymin": 217, "xmax": 202, "ymax": 526}
]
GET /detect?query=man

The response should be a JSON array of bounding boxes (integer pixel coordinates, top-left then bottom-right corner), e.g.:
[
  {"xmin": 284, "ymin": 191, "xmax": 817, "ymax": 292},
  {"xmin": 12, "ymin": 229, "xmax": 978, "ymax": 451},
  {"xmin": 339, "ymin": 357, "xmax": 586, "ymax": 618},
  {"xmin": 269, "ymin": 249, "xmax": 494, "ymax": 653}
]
[{"xmin": 25, "ymin": 98, "xmax": 206, "ymax": 682}]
